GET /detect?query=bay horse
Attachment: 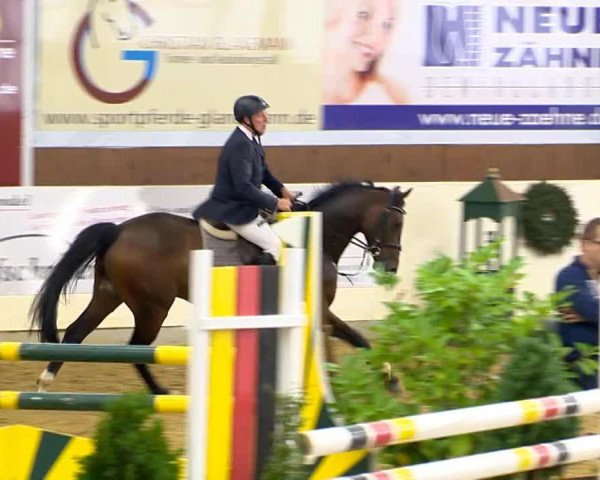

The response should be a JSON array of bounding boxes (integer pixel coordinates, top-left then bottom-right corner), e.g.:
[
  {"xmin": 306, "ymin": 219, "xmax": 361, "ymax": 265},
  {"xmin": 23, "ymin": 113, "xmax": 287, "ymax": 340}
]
[{"xmin": 30, "ymin": 181, "xmax": 411, "ymax": 394}]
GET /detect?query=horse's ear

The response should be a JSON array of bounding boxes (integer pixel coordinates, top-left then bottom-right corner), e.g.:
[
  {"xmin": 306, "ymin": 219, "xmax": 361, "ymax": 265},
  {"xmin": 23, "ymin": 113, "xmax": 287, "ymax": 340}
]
[{"xmin": 401, "ymin": 187, "xmax": 412, "ymax": 198}]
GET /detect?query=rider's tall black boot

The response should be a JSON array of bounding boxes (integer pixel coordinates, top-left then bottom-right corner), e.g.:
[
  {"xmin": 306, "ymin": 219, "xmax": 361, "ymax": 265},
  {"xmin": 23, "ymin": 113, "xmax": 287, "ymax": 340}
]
[{"xmin": 255, "ymin": 252, "xmax": 277, "ymax": 265}]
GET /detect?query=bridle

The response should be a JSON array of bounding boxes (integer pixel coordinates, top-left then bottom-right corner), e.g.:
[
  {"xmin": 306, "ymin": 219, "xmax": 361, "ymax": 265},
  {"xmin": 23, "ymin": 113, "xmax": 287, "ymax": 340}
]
[
  {"xmin": 332, "ymin": 189, "xmax": 405, "ymax": 283},
  {"xmin": 349, "ymin": 189, "xmax": 406, "ymax": 258},
  {"xmin": 291, "ymin": 187, "xmax": 406, "ymax": 282}
]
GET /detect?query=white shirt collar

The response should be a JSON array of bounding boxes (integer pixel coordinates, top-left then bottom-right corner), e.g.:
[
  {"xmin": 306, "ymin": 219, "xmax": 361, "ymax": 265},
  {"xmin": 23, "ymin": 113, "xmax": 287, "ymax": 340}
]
[{"xmin": 237, "ymin": 124, "xmax": 256, "ymax": 142}]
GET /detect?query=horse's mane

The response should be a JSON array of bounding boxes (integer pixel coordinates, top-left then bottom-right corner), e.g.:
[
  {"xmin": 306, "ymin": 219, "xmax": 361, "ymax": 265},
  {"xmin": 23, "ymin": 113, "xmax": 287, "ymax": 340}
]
[{"xmin": 308, "ymin": 181, "xmax": 389, "ymax": 209}]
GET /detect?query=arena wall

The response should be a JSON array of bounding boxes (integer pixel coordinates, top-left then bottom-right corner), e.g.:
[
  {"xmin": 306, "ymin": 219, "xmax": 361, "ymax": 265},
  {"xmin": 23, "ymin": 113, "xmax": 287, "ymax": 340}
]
[{"xmin": 35, "ymin": 144, "xmax": 600, "ymax": 186}]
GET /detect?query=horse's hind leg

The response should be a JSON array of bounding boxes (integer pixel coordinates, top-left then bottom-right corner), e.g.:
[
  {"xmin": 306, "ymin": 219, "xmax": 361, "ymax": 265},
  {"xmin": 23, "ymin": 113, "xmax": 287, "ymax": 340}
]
[
  {"xmin": 37, "ymin": 284, "xmax": 122, "ymax": 392},
  {"xmin": 129, "ymin": 304, "xmax": 171, "ymax": 395}
]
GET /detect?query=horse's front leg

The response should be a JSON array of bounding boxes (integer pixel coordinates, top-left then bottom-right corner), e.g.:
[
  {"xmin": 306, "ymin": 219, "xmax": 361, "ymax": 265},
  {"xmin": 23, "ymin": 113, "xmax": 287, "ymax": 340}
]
[
  {"xmin": 325, "ymin": 308, "xmax": 371, "ymax": 349},
  {"xmin": 324, "ymin": 309, "xmax": 402, "ymax": 393},
  {"xmin": 321, "ymin": 257, "xmax": 402, "ymax": 392},
  {"xmin": 322, "ymin": 257, "xmax": 371, "ymax": 349}
]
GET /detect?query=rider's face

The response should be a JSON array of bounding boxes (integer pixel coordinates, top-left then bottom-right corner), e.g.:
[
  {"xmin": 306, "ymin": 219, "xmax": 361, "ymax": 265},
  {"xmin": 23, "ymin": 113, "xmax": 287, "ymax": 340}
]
[{"xmin": 249, "ymin": 109, "xmax": 268, "ymax": 136}]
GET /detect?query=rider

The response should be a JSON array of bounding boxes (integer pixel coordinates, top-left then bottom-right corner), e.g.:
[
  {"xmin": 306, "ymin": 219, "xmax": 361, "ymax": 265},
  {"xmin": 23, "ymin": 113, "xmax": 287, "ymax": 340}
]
[{"xmin": 192, "ymin": 95, "xmax": 293, "ymax": 265}]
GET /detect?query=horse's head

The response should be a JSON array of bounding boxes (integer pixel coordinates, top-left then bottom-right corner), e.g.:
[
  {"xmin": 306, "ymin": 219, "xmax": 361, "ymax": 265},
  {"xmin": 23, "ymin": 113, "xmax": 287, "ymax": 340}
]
[
  {"xmin": 89, "ymin": 0, "xmax": 132, "ymax": 44},
  {"xmin": 308, "ymin": 182, "xmax": 412, "ymax": 273},
  {"xmin": 361, "ymin": 186, "xmax": 412, "ymax": 273}
]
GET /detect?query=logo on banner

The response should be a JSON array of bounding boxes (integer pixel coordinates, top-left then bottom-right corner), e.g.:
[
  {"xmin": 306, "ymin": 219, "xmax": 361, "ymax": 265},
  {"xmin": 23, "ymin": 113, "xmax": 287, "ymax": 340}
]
[
  {"xmin": 71, "ymin": 0, "xmax": 157, "ymax": 104},
  {"xmin": 0, "ymin": 234, "xmax": 94, "ymax": 294},
  {"xmin": 424, "ymin": 5, "xmax": 483, "ymax": 67},
  {"xmin": 0, "ymin": 234, "xmax": 51, "ymax": 288}
]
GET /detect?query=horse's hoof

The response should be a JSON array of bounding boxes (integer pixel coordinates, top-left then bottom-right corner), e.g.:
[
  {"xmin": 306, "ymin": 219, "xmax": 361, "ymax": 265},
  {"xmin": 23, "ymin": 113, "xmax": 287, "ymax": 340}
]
[
  {"xmin": 153, "ymin": 387, "xmax": 170, "ymax": 396},
  {"xmin": 36, "ymin": 370, "xmax": 55, "ymax": 392},
  {"xmin": 386, "ymin": 377, "xmax": 404, "ymax": 395},
  {"xmin": 36, "ymin": 379, "xmax": 49, "ymax": 393}
]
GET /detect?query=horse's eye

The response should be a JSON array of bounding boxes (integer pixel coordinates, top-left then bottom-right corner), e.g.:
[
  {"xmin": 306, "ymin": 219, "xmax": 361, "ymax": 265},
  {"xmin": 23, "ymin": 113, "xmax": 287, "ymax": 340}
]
[{"xmin": 393, "ymin": 219, "xmax": 402, "ymax": 228}]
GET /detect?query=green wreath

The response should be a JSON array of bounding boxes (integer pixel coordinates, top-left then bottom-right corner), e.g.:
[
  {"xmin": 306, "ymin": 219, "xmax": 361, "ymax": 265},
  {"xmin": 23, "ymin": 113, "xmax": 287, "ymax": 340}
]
[{"xmin": 521, "ymin": 182, "xmax": 578, "ymax": 254}]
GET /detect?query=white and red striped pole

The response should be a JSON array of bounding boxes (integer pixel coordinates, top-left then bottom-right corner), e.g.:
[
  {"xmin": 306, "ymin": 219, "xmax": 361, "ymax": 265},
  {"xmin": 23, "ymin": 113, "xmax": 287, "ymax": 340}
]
[
  {"xmin": 299, "ymin": 389, "xmax": 600, "ymax": 458},
  {"xmin": 333, "ymin": 435, "xmax": 600, "ymax": 480}
]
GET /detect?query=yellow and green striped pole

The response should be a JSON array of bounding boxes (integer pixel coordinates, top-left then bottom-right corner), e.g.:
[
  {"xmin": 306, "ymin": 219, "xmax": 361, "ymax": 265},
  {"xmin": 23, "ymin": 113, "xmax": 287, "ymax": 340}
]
[
  {"xmin": 0, "ymin": 342, "xmax": 189, "ymax": 365},
  {"xmin": 0, "ymin": 391, "xmax": 188, "ymax": 413}
]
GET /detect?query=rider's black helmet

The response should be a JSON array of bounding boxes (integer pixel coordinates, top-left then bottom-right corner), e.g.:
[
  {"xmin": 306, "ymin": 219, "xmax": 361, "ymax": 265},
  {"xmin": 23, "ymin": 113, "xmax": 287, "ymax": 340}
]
[{"xmin": 233, "ymin": 95, "xmax": 269, "ymax": 123}]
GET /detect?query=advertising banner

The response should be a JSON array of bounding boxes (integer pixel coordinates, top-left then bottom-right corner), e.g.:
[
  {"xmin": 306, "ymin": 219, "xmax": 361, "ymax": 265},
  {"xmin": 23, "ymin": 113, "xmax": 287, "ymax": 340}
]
[
  {"xmin": 0, "ymin": 0, "xmax": 23, "ymax": 184},
  {"xmin": 37, "ymin": 0, "xmax": 322, "ymax": 132},
  {"xmin": 35, "ymin": 0, "xmax": 600, "ymax": 145},
  {"xmin": 322, "ymin": 0, "xmax": 600, "ymax": 130},
  {"xmin": 0, "ymin": 186, "xmax": 373, "ymax": 295}
]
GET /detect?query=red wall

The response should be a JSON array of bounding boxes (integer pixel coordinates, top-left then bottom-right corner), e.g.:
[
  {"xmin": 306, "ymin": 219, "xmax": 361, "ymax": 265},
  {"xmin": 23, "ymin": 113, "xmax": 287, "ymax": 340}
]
[{"xmin": 0, "ymin": 0, "xmax": 23, "ymax": 186}]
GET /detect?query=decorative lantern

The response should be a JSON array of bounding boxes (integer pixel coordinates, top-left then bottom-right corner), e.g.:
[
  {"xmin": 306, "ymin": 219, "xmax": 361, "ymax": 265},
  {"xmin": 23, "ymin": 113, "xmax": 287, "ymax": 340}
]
[{"xmin": 458, "ymin": 168, "xmax": 524, "ymax": 268}]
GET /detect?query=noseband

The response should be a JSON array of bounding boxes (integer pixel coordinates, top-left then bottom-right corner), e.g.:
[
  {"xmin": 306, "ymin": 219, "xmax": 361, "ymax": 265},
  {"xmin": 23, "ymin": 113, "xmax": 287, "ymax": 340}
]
[{"xmin": 368, "ymin": 204, "xmax": 405, "ymax": 256}]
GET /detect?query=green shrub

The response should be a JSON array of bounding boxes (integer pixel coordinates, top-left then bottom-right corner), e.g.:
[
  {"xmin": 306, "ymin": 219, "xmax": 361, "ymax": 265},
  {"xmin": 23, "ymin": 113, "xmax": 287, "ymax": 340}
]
[
  {"xmin": 77, "ymin": 394, "xmax": 181, "ymax": 480},
  {"xmin": 261, "ymin": 393, "xmax": 309, "ymax": 480},
  {"xmin": 480, "ymin": 334, "xmax": 580, "ymax": 480},
  {"xmin": 330, "ymin": 242, "xmax": 569, "ymax": 468}
]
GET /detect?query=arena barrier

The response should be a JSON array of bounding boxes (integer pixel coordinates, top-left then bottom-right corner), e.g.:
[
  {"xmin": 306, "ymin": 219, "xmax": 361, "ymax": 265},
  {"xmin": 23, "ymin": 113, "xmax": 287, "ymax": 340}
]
[
  {"xmin": 0, "ymin": 212, "xmax": 373, "ymax": 480},
  {"xmin": 298, "ymin": 389, "xmax": 600, "ymax": 480}
]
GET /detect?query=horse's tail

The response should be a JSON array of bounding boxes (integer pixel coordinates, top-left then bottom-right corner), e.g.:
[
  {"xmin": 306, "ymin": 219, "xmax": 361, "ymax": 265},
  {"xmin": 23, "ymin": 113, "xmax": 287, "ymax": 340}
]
[{"xmin": 29, "ymin": 222, "xmax": 121, "ymax": 343}]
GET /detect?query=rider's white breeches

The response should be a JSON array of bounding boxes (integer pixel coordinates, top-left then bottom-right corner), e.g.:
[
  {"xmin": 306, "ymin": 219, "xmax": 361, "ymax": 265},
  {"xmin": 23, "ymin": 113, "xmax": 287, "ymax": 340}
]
[{"xmin": 226, "ymin": 216, "xmax": 282, "ymax": 261}]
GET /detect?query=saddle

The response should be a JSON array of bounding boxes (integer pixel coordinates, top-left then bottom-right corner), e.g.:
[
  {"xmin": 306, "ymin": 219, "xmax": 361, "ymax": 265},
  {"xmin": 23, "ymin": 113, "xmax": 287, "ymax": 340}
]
[
  {"xmin": 199, "ymin": 211, "xmax": 276, "ymax": 242},
  {"xmin": 199, "ymin": 192, "xmax": 308, "ymax": 242},
  {"xmin": 199, "ymin": 218, "xmax": 238, "ymax": 241}
]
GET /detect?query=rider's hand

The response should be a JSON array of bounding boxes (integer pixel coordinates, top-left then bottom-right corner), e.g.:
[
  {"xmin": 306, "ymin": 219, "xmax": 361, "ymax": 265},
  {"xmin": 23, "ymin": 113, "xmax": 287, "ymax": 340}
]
[
  {"xmin": 277, "ymin": 197, "xmax": 292, "ymax": 211},
  {"xmin": 559, "ymin": 307, "xmax": 584, "ymax": 324},
  {"xmin": 281, "ymin": 187, "xmax": 295, "ymax": 200}
]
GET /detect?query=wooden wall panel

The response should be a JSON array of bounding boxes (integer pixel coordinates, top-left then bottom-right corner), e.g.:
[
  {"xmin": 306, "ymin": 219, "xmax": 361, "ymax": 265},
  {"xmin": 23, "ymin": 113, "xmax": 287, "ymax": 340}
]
[{"xmin": 34, "ymin": 144, "xmax": 600, "ymax": 186}]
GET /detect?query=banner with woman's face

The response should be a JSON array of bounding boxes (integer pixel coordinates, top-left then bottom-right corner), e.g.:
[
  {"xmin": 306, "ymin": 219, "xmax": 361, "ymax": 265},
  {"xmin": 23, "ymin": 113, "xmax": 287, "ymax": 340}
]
[{"xmin": 322, "ymin": 1, "xmax": 600, "ymax": 133}]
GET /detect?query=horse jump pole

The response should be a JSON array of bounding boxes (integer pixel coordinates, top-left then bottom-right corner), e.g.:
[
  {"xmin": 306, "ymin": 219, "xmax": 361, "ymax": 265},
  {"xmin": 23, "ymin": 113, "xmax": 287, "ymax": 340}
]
[
  {"xmin": 333, "ymin": 435, "xmax": 600, "ymax": 480},
  {"xmin": 0, "ymin": 343, "xmax": 189, "ymax": 365},
  {"xmin": 299, "ymin": 389, "xmax": 600, "ymax": 480},
  {"xmin": 0, "ymin": 391, "xmax": 187, "ymax": 413},
  {"xmin": 299, "ymin": 389, "xmax": 600, "ymax": 457}
]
